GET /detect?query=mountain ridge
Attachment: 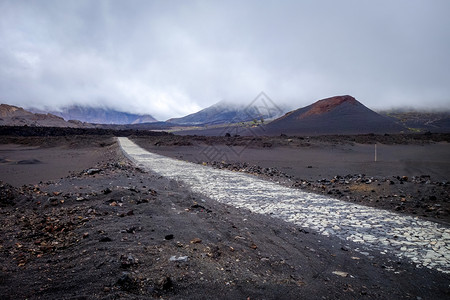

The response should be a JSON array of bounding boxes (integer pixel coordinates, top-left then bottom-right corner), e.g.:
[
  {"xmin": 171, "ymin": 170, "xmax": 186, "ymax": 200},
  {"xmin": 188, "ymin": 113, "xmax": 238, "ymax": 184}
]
[{"xmin": 30, "ymin": 105, "xmax": 158, "ymax": 125}]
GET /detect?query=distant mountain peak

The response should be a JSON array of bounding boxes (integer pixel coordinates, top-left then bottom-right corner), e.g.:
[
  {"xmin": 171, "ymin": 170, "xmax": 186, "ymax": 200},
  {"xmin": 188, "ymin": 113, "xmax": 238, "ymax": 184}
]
[
  {"xmin": 298, "ymin": 95, "xmax": 358, "ymax": 119},
  {"xmin": 167, "ymin": 99, "xmax": 285, "ymax": 126}
]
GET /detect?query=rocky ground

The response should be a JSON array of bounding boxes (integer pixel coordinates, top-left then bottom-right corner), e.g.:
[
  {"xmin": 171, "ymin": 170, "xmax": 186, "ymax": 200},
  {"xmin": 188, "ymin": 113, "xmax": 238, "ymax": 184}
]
[
  {"xmin": 201, "ymin": 161, "xmax": 450, "ymax": 225},
  {"xmin": 1, "ymin": 134, "xmax": 449, "ymax": 299}
]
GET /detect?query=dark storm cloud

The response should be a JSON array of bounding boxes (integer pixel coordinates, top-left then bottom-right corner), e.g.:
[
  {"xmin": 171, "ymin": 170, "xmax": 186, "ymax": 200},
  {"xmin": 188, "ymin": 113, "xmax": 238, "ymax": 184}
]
[{"xmin": 1, "ymin": 0, "xmax": 449, "ymax": 120}]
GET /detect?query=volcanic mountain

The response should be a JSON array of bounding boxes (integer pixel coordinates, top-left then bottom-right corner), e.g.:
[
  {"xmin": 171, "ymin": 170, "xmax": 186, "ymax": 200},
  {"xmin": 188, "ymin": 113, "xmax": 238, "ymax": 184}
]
[
  {"xmin": 264, "ymin": 95, "xmax": 406, "ymax": 135},
  {"xmin": 31, "ymin": 105, "xmax": 158, "ymax": 125},
  {"xmin": 168, "ymin": 100, "xmax": 284, "ymax": 126}
]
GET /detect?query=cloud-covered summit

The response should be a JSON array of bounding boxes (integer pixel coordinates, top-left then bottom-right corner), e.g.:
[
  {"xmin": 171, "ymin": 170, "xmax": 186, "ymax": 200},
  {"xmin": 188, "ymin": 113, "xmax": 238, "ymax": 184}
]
[{"xmin": 1, "ymin": 0, "xmax": 449, "ymax": 120}]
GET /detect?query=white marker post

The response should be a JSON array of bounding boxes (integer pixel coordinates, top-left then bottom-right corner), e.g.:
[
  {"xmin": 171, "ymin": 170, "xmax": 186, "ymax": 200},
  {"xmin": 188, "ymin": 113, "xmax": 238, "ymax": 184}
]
[{"xmin": 374, "ymin": 144, "xmax": 377, "ymax": 162}]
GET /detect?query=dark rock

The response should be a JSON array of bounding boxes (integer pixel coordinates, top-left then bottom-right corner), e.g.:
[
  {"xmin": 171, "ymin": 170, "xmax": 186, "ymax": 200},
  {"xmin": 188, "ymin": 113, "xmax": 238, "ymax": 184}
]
[
  {"xmin": 99, "ymin": 236, "xmax": 112, "ymax": 242},
  {"xmin": 120, "ymin": 254, "xmax": 137, "ymax": 268},
  {"xmin": 129, "ymin": 186, "xmax": 140, "ymax": 193},
  {"xmin": 165, "ymin": 234, "xmax": 174, "ymax": 240},
  {"xmin": 207, "ymin": 246, "xmax": 221, "ymax": 259},
  {"xmin": 136, "ymin": 198, "xmax": 149, "ymax": 204},
  {"xmin": 125, "ymin": 226, "xmax": 139, "ymax": 233},
  {"xmin": 102, "ymin": 188, "xmax": 112, "ymax": 194},
  {"xmin": 148, "ymin": 189, "xmax": 157, "ymax": 196},
  {"xmin": 116, "ymin": 272, "xmax": 136, "ymax": 291},
  {"xmin": 157, "ymin": 276, "xmax": 173, "ymax": 290},
  {"xmin": 17, "ymin": 159, "xmax": 42, "ymax": 165},
  {"xmin": 0, "ymin": 182, "xmax": 18, "ymax": 206},
  {"xmin": 47, "ymin": 197, "xmax": 59, "ymax": 206}
]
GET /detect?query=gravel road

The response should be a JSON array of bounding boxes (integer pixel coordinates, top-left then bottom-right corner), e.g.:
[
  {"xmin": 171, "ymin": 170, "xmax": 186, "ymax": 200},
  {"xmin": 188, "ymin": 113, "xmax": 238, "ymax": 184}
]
[{"xmin": 118, "ymin": 137, "xmax": 450, "ymax": 274}]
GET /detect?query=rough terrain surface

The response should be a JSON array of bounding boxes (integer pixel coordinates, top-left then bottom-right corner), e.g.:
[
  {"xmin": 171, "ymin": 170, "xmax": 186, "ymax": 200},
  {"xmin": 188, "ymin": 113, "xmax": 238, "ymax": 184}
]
[
  {"xmin": 0, "ymin": 133, "xmax": 449, "ymax": 299},
  {"xmin": 120, "ymin": 137, "xmax": 450, "ymax": 274},
  {"xmin": 133, "ymin": 133, "xmax": 450, "ymax": 225}
]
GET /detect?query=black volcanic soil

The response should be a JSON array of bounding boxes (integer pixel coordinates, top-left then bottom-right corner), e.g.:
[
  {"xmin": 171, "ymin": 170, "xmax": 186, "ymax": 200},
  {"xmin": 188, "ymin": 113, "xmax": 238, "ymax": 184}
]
[
  {"xmin": 0, "ymin": 136, "xmax": 117, "ymax": 187},
  {"xmin": 1, "ymin": 133, "xmax": 449, "ymax": 299}
]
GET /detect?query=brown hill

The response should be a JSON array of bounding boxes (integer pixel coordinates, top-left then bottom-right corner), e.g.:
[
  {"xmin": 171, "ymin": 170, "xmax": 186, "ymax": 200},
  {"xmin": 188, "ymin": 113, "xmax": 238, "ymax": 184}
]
[
  {"xmin": 0, "ymin": 104, "xmax": 33, "ymax": 118},
  {"xmin": 0, "ymin": 104, "xmax": 91, "ymax": 128},
  {"xmin": 264, "ymin": 95, "xmax": 406, "ymax": 135}
]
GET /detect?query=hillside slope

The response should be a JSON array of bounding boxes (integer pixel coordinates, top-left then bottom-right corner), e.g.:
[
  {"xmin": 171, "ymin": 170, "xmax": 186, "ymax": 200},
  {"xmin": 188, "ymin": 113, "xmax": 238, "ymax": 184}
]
[
  {"xmin": 0, "ymin": 104, "xmax": 88, "ymax": 128},
  {"xmin": 379, "ymin": 110, "xmax": 450, "ymax": 133}
]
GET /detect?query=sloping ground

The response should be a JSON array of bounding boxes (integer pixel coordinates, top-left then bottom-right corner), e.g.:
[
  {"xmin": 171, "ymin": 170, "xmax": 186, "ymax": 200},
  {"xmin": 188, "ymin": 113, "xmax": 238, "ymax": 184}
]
[
  {"xmin": 264, "ymin": 96, "xmax": 406, "ymax": 135},
  {"xmin": 379, "ymin": 110, "xmax": 450, "ymax": 133}
]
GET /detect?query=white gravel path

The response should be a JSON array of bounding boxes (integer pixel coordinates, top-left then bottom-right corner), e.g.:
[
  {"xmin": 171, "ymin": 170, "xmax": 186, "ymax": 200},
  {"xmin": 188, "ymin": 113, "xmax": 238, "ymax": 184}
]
[{"xmin": 118, "ymin": 137, "xmax": 450, "ymax": 274}]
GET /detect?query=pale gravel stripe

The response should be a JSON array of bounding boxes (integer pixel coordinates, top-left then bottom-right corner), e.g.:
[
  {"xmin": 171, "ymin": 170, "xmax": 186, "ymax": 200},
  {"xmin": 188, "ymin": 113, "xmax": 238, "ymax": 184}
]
[{"xmin": 118, "ymin": 137, "xmax": 450, "ymax": 273}]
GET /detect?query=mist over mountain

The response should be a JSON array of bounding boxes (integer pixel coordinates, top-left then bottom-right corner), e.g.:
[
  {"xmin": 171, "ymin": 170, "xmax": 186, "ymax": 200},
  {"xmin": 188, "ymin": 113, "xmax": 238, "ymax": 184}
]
[
  {"xmin": 3, "ymin": 96, "xmax": 449, "ymax": 135},
  {"xmin": 167, "ymin": 100, "xmax": 285, "ymax": 126},
  {"xmin": 30, "ymin": 106, "xmax": 158, "ymax": 125}
]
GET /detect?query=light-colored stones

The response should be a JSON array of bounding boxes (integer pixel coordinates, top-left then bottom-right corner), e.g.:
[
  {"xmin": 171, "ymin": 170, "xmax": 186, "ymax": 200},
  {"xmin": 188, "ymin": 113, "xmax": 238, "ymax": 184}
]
[{"xmin": 118, "ymin": 137, "xmax": 450, "ymax": 274}]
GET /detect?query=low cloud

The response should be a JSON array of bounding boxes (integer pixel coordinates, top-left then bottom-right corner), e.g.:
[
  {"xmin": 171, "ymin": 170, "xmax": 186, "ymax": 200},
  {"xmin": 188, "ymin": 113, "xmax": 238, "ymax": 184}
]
[{"xmin": 1, "ymin": 0, "xmax": 449, "ymax": 120}]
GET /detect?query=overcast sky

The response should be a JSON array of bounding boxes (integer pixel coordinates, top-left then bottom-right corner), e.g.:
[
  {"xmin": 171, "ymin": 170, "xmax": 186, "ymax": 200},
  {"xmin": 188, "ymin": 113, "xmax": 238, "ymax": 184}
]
[{"xmin": 1, "ymin": 0, "xmax": 449, "ymax": 120}]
